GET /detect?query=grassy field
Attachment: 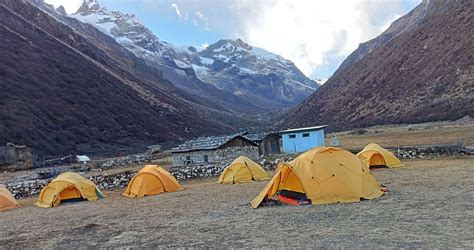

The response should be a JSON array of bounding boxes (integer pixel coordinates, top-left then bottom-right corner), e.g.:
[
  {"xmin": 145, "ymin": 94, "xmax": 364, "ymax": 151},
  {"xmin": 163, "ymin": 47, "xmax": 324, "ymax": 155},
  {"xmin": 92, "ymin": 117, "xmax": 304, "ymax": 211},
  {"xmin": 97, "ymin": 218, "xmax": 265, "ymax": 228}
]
[
  {"xmin": 326, "ymin": 121, "xmax": 474, "ymax": 150},
  {"xmin": 0, "ymin": 156, "xmax": 473, "ymax": 248}
]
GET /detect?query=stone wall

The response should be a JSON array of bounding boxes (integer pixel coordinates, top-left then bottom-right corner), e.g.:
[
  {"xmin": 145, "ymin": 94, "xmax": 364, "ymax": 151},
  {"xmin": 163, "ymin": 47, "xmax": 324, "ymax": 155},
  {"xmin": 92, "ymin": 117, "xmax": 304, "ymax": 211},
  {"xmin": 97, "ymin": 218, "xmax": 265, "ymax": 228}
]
[
  {"xmin": 0, "ymin": 143, "xmax": 34, "ymax": 171},
  {"xmin": 95, "ymin": 153, "xmax": 151, "ymax": 169},
  {"xmin": 394, "ymin": 145, "xmax": 470, "ymax": 159},
  {"xmin": 171, "ymin": 146, "xmax": 259, "ymax": 168},
  {"xmin": 172, "ymin": 150, "xmax": 218, "ymax": 167}
]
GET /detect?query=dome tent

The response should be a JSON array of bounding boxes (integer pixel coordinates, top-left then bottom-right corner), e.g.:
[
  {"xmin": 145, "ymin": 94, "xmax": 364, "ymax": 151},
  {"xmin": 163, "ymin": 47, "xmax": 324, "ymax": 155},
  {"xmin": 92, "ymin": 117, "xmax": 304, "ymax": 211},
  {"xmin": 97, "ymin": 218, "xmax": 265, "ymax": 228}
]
[
  {"xmin": 123, "ymin": 165, "xmax": 183, "ymax": 198},
  {"xmin": 251, "ymin": 147, "xmax": 384, "ymax": 208},
  {"xmin": 357, "ymin": 143, "xmax": 403, "ymax": 168},
  {"xmin": 0, "ymin": 185, "xmax": 20, "ymax": 211},
  {"xmin": 218, "ymin": 156, "xmax": 269, "ymax": 184},
  {"xmin": 35, "ymin": 172, "xmax": 105, "ymax": 208}
]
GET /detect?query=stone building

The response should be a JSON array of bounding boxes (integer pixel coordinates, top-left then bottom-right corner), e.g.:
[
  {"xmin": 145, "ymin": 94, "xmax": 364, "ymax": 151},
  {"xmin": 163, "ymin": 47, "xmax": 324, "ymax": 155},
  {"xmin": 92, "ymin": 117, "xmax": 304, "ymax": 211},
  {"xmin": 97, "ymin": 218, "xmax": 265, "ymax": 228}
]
[
  {"xmin": 171, "ymin": 134, "xmax": 258, "ymax": 167},
  {"xmin": 0, "ymin": 143, "xmax": 34, "ymax": 171},
  {"xmin": 244, "ymin": 132, "xmax": 281, "ymax": 155}
]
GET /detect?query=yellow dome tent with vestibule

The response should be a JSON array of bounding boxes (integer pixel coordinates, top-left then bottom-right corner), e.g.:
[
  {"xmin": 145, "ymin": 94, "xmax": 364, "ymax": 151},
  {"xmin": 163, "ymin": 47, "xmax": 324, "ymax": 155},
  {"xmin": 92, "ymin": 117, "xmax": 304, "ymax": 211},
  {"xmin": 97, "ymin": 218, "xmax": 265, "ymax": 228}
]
[
  {"xmin": 357, "ymin": 143, "xmax": 403, "ymax": 168},
  {"xmin": 123, "ymin": 165, "xmax": 183, "ymax": 198},
  {"xmin": 251, "ymin": 147, "xmax": 384, "ymax": 208},
  {"xmin": 35, "ymin": 172, "xmax": 105, "ymax": 208},
  {"xmin": 0, "ymin": 185, "xmax": 20, "ymax": 211},
  {"xmin": 218, "ymin": 156, "xmax": 270, "ymax": 184}
]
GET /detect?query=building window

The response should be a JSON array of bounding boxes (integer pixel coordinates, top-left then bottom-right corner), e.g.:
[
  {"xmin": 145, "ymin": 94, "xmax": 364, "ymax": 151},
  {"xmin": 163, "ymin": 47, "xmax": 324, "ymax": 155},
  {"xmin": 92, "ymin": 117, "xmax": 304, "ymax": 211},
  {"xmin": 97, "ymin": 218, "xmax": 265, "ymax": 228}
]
[
  {"xmin": 289, "ymin": 134, "xmax": 296, "ymax": 139},
  {"xmin": 302, "ymin": 133, "xmax": 310, "ymax": 138},
  {"xmin": 204, "ymin": 155, "xmax": 209, "ymax": 163},
  {"xmin": 185, "ymin": 156, "xmax": 192, "ymax": 166}
]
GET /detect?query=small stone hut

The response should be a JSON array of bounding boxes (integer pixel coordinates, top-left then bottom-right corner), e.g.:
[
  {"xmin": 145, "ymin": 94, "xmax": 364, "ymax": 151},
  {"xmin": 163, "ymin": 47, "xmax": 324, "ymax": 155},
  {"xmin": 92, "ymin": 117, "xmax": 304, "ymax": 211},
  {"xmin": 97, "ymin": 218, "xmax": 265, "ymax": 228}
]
[
  {"xmin": 0, "ymin": 143, "xmax": 34, "ymax": 171},
  {"xmin": 171, "ymin": 134, "xmax": 258, "ymax": 167}
]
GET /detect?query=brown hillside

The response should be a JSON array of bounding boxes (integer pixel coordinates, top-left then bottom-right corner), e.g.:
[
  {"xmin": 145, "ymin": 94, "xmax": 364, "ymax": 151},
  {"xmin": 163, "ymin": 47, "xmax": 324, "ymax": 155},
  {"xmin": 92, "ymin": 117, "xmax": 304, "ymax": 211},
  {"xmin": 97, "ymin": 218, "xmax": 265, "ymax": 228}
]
[
  {"xmin": 285, "ymin": 0, "xmax": 473, "ymax": 131},
  {"xmin": 0, "ymin": 0, "xmax": 228, "ymax": 158}
]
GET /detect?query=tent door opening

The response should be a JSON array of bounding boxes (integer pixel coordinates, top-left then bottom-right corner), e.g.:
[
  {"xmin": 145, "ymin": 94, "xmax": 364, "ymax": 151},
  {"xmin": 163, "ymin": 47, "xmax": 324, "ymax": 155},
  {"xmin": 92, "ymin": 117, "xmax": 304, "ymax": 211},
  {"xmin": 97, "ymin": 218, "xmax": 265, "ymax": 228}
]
[{"xmin": 369, "ymin": 153, "xmax": 387, "ymax": 168}]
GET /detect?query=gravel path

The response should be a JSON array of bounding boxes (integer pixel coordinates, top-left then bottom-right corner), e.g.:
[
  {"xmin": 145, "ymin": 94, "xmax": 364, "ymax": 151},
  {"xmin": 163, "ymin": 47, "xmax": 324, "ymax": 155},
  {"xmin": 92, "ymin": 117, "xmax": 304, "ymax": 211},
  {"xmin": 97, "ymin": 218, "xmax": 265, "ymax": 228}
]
[{"xmin": 0, "ymin": 157, "xmax": 473, "ymax": 248}]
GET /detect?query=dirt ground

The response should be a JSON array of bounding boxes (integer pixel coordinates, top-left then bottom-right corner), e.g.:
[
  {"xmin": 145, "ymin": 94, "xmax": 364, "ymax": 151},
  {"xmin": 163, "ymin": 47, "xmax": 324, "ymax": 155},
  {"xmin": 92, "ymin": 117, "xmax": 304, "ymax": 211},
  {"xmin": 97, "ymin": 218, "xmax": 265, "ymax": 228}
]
[
  {"xmin": 326, "ymin": 122, "xmax": 474, "ymax": 149},
  {"xmin": 0, "ymin": 157, "xmax": 473, "ymax": 248}
]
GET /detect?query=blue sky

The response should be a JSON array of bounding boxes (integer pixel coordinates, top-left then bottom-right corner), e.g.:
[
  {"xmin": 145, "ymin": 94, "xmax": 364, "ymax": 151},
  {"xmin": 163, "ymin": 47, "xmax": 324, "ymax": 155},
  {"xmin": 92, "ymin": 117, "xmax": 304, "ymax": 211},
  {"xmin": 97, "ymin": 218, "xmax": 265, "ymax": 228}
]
[{"xmin": 46, "ymin": 0, "xmax": 421, "ymax": 80}]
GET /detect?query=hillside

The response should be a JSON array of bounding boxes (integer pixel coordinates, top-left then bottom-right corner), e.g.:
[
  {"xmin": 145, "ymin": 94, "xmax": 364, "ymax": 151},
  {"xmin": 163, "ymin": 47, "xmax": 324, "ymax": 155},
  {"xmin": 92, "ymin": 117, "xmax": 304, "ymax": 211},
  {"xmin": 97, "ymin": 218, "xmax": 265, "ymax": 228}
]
[
  {"xmin": 285, "ymin": 0, "xmax": 473, "ymax": 131},
  {"xmin": 0, "ymin": 0, "xmax": 228, "ymax": 157}
]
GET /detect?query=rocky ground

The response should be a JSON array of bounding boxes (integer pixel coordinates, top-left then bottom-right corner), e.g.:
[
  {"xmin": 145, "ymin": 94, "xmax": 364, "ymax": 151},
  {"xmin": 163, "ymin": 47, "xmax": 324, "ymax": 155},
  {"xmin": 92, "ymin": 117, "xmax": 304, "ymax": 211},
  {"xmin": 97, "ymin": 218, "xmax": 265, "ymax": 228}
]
[
  {"xmin": 0, "ymin": 156, "xmax": 472, "ymax": 248},
  {"xmin": 3, "ymin": 143, "xmax": 470, "ymax": 199}
]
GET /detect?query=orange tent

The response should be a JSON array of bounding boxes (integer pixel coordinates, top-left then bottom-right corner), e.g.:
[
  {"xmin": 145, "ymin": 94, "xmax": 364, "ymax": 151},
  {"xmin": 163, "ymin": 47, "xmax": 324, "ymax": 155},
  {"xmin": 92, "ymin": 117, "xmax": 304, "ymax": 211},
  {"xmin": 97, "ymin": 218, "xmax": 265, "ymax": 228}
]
[
  {"xmin": 123, "ymin": 165, "xmax": 184, "ymax": 198},
  {"xmin": 0, "ymin": 185, "xmax": 20, "ymax": 211},
  {"xmin": 357, "ymin": 143, "xmax": 403, "ymax": 168},
  {"xmin": 218, "ymin": 156, "xmax": 269, "ymax": 184},
  {"xmin": 251, "ymin": 147, "xmax": 383, "ymax": 208},
  {"xmin": 35, "ymin": 172, "xmax": 105, "ymax": 208}
]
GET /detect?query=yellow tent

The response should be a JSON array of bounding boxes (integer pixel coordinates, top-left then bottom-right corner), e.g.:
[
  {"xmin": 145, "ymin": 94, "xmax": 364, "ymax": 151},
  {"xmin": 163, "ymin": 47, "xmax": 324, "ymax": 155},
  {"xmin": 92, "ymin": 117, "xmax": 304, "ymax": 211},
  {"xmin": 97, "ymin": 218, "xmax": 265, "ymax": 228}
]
[
  {"xmin": 0, "ymin": 185, "xmax": 20, "ymax": 211},
  {"xmin": 357, "ymin": 143, "xmax": 403, "ymax": 168},
  {"xmin": 123, "ymin": 165, "xmax": 184, "ymax": 198},
  {"xmin": 35, "ymin": 172, "xmax": 105, "ymax": 208},
  {"xmin": 251, "ymin": 147, "xmax": 383, "ymax": 208},
  {"xmin": 218, "ymin": 156, "xmax": 270, "ymax": 184}
]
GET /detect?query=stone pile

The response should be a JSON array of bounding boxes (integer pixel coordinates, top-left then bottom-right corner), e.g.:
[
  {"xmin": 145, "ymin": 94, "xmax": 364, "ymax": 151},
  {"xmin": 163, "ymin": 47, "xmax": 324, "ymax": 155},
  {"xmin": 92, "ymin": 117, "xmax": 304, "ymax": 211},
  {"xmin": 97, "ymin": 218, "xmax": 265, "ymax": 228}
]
[
  {"xmin": 170, "ymin": 165, "xmax": 224, "ymax": 181},
  {"xmin": 5, "ymin": 179, "xmax": 48, "ymax": 198},
  {"xmin": 264, "ymin": 157, "xmax": 294, "ymax": 168},
  {"xmin": 89, "ymin": 172, "xmax": 134, "ymax": 190},
  {"xmin": 259, "ymin": 159, "xmax": 275, "ymax": 169},
  {"xmin": 97, "ymin": 153, "xmax": 151, "ymax": 169},
  {"xmin": 394, "ymin": 146, "xmax": 469, "ymax": 159}
]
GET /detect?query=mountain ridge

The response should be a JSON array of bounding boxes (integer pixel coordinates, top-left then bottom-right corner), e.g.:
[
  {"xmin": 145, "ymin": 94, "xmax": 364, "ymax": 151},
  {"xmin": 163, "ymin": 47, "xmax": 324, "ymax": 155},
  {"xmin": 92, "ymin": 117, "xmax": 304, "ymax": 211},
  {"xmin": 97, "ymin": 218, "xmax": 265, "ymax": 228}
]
[
  {"xmin": 0, "ymin": 0, "xmax": 233, "ymax": 157},
  {"xmin": 285, "ymin": 0, "xmax": 473, "ymax": 131},
  {"xmin": 69, "ymin": 0, "xmax": 318, "ymax": 110}
]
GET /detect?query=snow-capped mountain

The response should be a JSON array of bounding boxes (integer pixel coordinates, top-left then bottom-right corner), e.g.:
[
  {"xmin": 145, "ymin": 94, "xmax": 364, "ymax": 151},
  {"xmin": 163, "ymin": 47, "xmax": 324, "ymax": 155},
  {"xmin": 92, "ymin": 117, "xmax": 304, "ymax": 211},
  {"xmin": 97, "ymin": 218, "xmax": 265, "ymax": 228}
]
[{"xmin": 70, "ymin": 0, "xmax": 318, "ymax": 108}]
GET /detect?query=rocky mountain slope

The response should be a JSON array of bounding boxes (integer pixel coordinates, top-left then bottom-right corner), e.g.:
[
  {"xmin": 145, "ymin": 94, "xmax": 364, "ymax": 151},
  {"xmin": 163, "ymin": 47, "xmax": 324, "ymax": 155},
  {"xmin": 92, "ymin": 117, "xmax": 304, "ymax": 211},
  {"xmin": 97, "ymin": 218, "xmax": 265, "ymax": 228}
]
[
  {"xmin": 286, "ymin": 0, "xmax": 473, "ymax": 131},
  {"xmin": 0, "ymin": 0, "xmax": 230, "ymax": 158},
  {"xmin": 70, "ymin": 0, "xmax": 317, "ymax": 110}
]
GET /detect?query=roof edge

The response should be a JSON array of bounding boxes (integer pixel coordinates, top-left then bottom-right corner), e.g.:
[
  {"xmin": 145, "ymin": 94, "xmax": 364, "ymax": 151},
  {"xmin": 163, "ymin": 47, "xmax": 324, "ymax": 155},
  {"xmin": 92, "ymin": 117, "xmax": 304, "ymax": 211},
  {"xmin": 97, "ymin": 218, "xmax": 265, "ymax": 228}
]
[{"xmin": 279, "ymin": 125, "xmax": 327, "ymax": 133}]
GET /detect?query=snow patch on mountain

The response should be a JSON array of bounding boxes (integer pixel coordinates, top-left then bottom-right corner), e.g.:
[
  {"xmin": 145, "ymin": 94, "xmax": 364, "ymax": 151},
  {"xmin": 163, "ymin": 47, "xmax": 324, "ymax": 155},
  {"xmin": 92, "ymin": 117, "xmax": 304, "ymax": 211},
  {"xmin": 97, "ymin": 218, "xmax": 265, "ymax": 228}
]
[
  {"xmin": 200, "ymin": 57, "xmax": 214, "ymax": 65},
  {"xmin": 67, "ymin": 0, "xmax": 318, "ymax": 106}
]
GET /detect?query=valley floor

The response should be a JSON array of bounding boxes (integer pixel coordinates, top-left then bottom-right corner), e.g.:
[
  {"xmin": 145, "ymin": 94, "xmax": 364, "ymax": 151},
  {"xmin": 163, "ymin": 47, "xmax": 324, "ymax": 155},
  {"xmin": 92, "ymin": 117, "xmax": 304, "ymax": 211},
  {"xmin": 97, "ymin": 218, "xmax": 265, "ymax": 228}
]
[
  {"xmin": 0, "ymin": 157, "xmax": 473, "ymax": 248},
  {"xmin": 326, "ymin": 120, "xmax": 474, "ymax": 149}
]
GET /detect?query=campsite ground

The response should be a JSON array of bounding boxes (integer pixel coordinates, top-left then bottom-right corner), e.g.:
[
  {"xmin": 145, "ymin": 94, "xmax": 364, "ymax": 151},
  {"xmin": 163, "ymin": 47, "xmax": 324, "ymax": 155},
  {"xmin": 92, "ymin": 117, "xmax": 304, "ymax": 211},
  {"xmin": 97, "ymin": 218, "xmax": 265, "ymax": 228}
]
[
  {"xmin": 0, "ymin": 156, "xmax": 473, "ymax": 248},
  {"xmin": 325, "ymin": 119, "xmax": 474, "ymax": 150}
]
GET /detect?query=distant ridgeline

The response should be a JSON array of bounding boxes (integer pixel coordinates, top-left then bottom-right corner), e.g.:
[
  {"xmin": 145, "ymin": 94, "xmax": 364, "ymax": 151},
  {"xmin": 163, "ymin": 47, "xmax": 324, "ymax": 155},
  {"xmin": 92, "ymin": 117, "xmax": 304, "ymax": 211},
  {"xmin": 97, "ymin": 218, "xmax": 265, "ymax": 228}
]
[{"xmin": 285, "ymin": 0, "xmax": 474, "ymax": 131}]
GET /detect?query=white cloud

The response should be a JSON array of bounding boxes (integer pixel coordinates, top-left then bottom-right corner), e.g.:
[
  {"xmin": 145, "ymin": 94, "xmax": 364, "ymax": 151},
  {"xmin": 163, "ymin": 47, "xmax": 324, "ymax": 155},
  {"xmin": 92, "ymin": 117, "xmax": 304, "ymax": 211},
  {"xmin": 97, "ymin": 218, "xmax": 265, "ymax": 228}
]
[
  {"xmin": 45, "ymin": 0, "xmax": 419, "ymax": 77},
  {"xmin": 171, "ymin": 3, "xmax": 183, "ymax": 19},
  {"xmin": 194, "ymin": 10, "xmax": 210, "ymax": 32},
  {"xmin": 44, "ymin": 0, "xmax": 83, "ymax": 14},
  {"xmin": 236, "ymin": 0, "xmax": 416, "ymax": 76},
  {"xmin": 195, "ymin": 10, "xmax": 205, "ymax": 21}
]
